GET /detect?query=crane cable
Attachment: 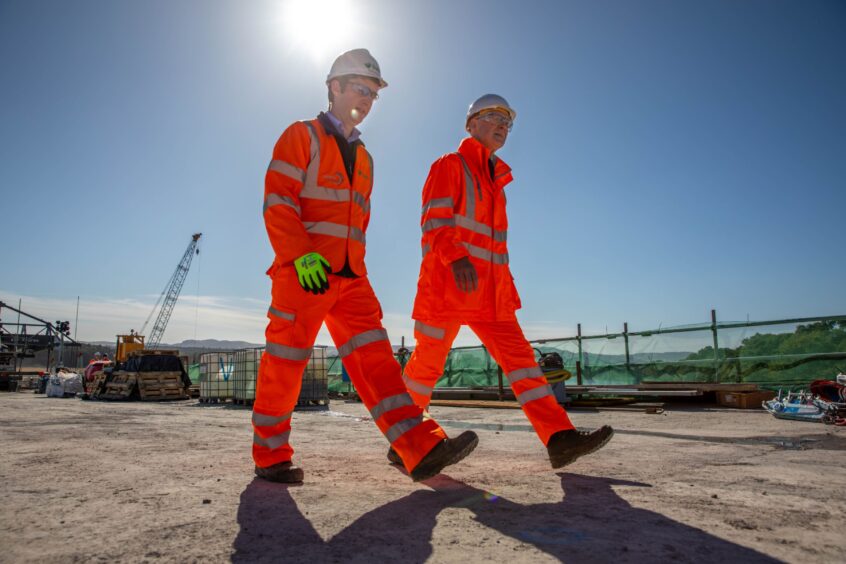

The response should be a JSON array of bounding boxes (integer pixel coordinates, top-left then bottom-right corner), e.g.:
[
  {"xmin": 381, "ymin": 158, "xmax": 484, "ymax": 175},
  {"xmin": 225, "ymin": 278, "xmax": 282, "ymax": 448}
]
[{"xmin": 193, "ymin": 238, "xmax": 202, "ymax": 341}]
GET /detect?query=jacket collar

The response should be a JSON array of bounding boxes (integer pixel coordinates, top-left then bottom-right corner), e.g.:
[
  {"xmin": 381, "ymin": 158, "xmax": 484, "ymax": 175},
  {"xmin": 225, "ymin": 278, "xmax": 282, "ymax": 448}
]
[{"xmin": 457, "ymin": 136, "xmax": 513, "ymax": 189}]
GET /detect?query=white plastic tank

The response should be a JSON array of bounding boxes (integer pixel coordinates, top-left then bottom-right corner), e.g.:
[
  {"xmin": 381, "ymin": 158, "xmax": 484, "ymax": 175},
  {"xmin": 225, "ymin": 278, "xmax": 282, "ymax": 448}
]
[{"xmin": 199, "ymin": 352, "xmax": 234, "ymax": 400}]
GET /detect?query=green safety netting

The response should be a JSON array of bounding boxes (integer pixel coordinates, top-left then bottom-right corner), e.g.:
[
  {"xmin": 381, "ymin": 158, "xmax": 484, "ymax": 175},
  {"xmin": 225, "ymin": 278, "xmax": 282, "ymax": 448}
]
[
  {"xmin": 188, "ymin": 363, "xmax": 201, "ymax": 384},
  {"xmin": 325, "ymin": 318, "xmax": 846, "ymax": 393}
]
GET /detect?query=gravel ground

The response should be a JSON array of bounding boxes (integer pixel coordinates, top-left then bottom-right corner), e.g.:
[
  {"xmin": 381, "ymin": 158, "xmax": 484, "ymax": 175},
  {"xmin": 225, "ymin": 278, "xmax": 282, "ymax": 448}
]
[{"xmin": 1, "ymin": 392, "xmax": 844, "ymax": 563}]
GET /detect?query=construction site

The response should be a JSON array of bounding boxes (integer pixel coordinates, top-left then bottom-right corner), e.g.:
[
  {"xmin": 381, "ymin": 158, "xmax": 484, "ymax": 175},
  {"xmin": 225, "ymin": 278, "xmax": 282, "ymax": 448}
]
[
  {"xmin": 2, "ymin": 232, "xmax": 846, "ymax": 562},
  {"xmin": 3, "ymin": 2, "xmax": 845, "ymax": 561}
]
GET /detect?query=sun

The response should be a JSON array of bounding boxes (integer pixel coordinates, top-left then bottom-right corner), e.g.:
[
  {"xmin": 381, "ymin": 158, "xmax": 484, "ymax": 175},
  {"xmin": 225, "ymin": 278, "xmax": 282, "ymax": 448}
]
[{"xmin": 280, "ymin": 0, "xmax": 359, "ymax": 61}]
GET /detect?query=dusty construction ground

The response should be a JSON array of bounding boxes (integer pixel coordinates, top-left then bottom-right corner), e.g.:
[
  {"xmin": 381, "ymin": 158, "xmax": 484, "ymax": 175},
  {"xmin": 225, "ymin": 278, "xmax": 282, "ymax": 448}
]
[{"xmin": 1, "ymin": 393, "xmax": 844, "ymax": 563}]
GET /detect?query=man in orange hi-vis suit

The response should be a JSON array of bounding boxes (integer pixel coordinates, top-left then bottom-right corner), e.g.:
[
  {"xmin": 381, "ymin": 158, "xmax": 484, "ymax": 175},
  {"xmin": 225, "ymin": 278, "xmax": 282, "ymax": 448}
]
[
  {"xmin": 254, "ymin": 49, "xmax": 477, "ymax": 483},
  {"xmin": 399, "ymin": 94, "xmax": 613, "ymax": 470}
]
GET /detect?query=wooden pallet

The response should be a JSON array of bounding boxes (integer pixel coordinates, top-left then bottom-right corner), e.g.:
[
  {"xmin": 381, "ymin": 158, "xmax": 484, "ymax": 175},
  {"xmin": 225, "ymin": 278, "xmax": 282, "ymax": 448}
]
[
  {"xmin": 137, "ymin": 371, "xmax": 187, "ymax": 401},
  {"xmin": 100, "ymin": 372, "xmax": 137, "ymax": 400}
]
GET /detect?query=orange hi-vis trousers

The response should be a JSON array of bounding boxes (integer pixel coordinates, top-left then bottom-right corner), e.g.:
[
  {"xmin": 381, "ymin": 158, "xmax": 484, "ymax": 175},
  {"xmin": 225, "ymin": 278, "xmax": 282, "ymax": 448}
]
[
  {"xmin": 404, "ymin": 319, "xmax": 575, "ymax": 446},
  {"xmin": 253, "ymin": 266, "xmax": 447, "ymax": 473}
]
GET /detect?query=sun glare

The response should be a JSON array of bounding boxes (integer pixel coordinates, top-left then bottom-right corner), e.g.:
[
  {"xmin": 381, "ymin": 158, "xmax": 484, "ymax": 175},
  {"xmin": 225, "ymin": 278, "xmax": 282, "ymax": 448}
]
[{"xmin": 281, "ymin": 0, "xmax": 358, "ymax": 61}]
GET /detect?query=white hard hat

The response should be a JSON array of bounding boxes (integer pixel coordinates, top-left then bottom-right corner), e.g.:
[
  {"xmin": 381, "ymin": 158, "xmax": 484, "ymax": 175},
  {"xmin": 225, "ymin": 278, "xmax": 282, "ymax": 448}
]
[
  {"xmin": 326, "ymin": 48, "xmax": 387, "ymax": 88},
  {"xmin": 466, "ymin": 93, "xmax": 516, "ymax": 127}
]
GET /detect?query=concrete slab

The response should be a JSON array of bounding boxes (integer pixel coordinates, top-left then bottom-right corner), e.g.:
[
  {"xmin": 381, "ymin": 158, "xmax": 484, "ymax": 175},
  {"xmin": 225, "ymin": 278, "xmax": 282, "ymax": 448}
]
[{"xmin": 1, "ymin": 392, "xmax": 844, "ymax": 563}]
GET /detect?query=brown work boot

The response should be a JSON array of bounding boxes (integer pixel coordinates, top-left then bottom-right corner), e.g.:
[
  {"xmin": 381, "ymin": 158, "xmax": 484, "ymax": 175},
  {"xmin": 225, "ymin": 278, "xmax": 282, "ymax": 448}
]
[
  {"xmin": 410, "ymin": 430, "xmax": 478, "ymax": 482},
  {"xmin": 547, "ymin": 425, "xmax": 614, "ymax": 469},
  {"xmin": 254, "ymin": 461, "xmax": 304, "ymax": 483},
  {"xmin": 387, "ymin": 446, "xmax": 402, "ymax": 465}
]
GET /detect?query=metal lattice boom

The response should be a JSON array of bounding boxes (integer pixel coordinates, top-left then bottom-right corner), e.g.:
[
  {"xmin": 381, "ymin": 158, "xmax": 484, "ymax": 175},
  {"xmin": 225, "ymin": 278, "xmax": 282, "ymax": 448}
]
[{"xmin": 145, "ymin": 233, "xmax": 202, "ymax": 349}]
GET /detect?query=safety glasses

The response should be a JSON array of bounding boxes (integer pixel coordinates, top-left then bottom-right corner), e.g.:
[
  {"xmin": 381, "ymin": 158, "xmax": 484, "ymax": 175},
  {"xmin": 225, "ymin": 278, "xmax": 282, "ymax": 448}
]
[
  {"xmin": 348, "ymin": 82, "xmax": 379, "ymax": 100},
  {"xmin": 476, "ymin": 111, "xmax": 513, "ymax": 131}
]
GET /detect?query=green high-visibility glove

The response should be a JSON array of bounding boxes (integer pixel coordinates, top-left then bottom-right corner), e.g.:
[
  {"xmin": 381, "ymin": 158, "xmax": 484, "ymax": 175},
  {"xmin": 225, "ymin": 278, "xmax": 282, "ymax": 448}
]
[{"xmin": 295, "ymin": 252, "xmax": 331, "ymax": 295}]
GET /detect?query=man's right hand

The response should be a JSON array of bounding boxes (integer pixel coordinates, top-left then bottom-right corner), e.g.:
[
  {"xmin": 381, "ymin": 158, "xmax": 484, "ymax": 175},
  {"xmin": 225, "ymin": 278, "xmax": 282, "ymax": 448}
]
[{"xmin": 451, "ymin": 256, "xmax": 478, "ymax": 293}]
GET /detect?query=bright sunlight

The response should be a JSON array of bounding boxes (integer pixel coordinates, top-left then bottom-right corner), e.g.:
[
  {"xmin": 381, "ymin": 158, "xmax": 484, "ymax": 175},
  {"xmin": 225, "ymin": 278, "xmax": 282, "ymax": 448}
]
[{"xmin": 280, "ymin": 0, "xmax": 359, "ymax": 61}]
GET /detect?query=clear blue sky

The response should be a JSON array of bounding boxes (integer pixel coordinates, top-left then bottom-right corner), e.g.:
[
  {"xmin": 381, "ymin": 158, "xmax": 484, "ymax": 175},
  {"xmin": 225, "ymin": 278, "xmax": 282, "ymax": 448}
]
[{"xmin": 1, "ymin": 0, "xmax": 844, "ymax": 345}]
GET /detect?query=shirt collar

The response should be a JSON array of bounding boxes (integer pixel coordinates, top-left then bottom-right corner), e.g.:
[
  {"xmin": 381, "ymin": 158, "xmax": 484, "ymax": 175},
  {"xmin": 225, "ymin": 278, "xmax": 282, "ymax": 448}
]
[{"xmin": 320, "ymin": 110, "xmax": 361, "ymax": 143}]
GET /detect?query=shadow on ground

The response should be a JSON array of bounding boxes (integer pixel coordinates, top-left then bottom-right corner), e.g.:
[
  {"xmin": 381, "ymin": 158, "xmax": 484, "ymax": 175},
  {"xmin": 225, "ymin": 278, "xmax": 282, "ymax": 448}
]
[{"xmin": 232, "ymin": 473, "xmax": 777, "ymax": 563}]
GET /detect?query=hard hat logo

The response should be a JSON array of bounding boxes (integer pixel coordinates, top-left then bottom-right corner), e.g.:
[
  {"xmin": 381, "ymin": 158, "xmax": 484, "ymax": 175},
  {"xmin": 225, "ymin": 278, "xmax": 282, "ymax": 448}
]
[{"xmin": 326, "ymin": 48, "xmax": 388, "ymax": 88}]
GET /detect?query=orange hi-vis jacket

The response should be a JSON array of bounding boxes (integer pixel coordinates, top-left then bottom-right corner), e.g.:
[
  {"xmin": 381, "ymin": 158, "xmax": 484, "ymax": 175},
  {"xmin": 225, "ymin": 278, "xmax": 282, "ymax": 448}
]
[
  {"xmin": 412, "ymin": 136, "xmax": 522, "ymax": 322},
  {"xmin": 264, "ymin": 115, "xmax": 373, "ymax": 275}
]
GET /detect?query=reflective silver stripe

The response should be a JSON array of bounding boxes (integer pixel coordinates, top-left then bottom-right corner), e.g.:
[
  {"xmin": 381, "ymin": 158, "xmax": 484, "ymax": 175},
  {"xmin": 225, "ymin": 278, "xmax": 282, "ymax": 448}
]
[
  {"xmin": 385, "ymin": 415, "xmax": 424, "ymax": 443},
  {"xmin": 455, "ymin": 214, "xmax": 493, "ymax": 237},
  {"xmin": 352, "ymin": 191, "xmax": 370, "ymax": 215},
  {"xmin": 517, "ymin": 385, "xmax": 553, "ymax": 406},
  {"xmin": 300, "ymin": 185, "xmax": 350, "ymax": 202},
  {"xmin": 493, "ymin": 229, "xmax": 507, "ymax": 242},
  {"xmin": 366, "ymin": 151, "xmax": 374, "ymax": 183},
  {"xmin": 422, "ymin": 217, "xmax": 455, "ymax": 233},
  {"xmin": 421, "ymin": 243, "xmax": 430, "ymax": 258},
  {"xmin": 492, "ymin": 251, "xmax": 509, "ymax": 265},
  {"xmin": 268, "ymin": 306, "xmax": 295, "ymax": 322},
  {"xmin": 349, "ymin": 227, "xmax": 366, "ymax": 245},
  {"xmin": 369, "ymin": 393, "xmax": 415, "ymax": 421},
  {"xmin": 338, "ymin": 328, "xmax": 389, "ymax": 358},
  {"xmin": 268, "ymin": 160, "xmax": 306, "ymax": 183},
  {"xmin": 253, "ymin": 430, "xmax": 290, "ymax": 450},
  {"xmin": 304, "ymin": 221, "xmax": 349, "ymax": 239},
  {"xmin": 403, "ymin": 374, "xmax": 434, "ymax": 396},
  {"xmin": 507, "ymin": 366, "xmax": 544, "ymax": 384},
  {"xmin": 263, "ymin": 193, "xmax": 301, "ymax": 215},
  {"xmin": 457, "ymin": 153, "xmax": 476, "ymax": 220},
  {"xmin": 422, "ymin": 197, "xmax": 454, "ymax": 215},
  {"xmin": 461, "ymin": 242, "xmax": 509, "ymax": 264},
  {"xmin": 302, "ymin": 121, "xmax": 321, "ymax": 188},
  {"xmin": 266, "ymin": 341, "xmax": 312, "ymax": 362},
  {"xmin": 414, "ymin": 320, "xmax": 445, "ymax": 340},
  {"xmin": 252, "ymin": 410, "xmax": 292, "ymax": 427}
]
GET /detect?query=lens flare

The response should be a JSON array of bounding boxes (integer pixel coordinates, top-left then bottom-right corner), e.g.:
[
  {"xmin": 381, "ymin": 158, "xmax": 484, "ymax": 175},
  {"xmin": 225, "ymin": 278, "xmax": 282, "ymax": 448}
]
[{"xmin": 280, "ymin": 0, "xmax": 358, "ymax": 61}]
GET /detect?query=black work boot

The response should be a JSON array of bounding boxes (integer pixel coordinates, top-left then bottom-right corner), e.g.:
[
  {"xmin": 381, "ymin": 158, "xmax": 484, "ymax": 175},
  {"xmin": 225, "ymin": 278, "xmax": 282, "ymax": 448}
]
[
  {"xmin": 254, "ymin": 461, "xmax": 304, "ymax": 483},
  {"xmin": 546, "ymin": 425, "xmax": 614, "ymax": 469},
  {"xmin": 409, "ymin": 430, "xmax": 478, "ymax": 482},
  {"xmin": 387, "ymin": 446, "xmax": 402, "ymax": 465}
]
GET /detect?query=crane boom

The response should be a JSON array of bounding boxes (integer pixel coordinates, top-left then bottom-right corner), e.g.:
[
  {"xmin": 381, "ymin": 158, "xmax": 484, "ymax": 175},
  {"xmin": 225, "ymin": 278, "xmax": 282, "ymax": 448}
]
[{"xmin": 146, "ymin": 233, "xmax": 202, "ymax": 349}]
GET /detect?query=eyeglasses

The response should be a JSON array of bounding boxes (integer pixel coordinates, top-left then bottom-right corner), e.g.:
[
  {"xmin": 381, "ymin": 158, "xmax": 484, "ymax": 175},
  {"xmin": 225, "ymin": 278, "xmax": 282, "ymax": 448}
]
[
  {"xmin": 347, "ymin": 82, "xmax": 379, "ymax": 100},
  {"xmin": 476, "ymin": 112, "xmax": 513, "ymax": 131}
]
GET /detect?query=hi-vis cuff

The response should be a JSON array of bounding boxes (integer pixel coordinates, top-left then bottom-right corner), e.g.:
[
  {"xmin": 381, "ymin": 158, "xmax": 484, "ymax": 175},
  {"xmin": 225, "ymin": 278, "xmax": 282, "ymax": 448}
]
[
  {"xmin": 506, "ymin": 366, "xmax": 553, "ymax": 405},
  {"xmin": 515, "ymin": 384, "xmax": 554, "ymax": 406},
  {"xmin": 369, "ymin": 392, "xmax": 415, "ymax": 420},
  {"xmin": 385, "ymin": 415, "xmax": 425, "ymax": 443},
  {"xmin": 252, "ymin": 410, "xmax": 293, "ymax": 427},
  {"xmin": 337, "ymin": 328, "xmax": 389, "ymax": 358},
  {"xmin": 506, "ymin": 366, "xmax": 544, "ymax": 384},
  {"xmin": 253, "ymin": 430, "xmax": 290, "ymax": 451}
]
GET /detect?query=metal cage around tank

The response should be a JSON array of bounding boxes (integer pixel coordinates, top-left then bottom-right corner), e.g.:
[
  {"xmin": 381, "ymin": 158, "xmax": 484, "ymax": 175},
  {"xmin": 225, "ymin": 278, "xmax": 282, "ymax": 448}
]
[
  {"xmin": 223, "ymin": 345, "xmax": 329, "ymax": 408},
  {"xmin": 198, "ymin": 351, "xmax": 235, "ymax": 402}
]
